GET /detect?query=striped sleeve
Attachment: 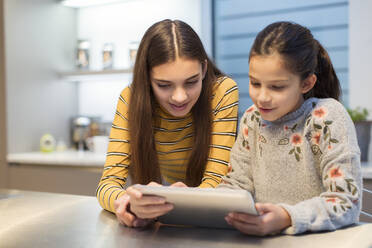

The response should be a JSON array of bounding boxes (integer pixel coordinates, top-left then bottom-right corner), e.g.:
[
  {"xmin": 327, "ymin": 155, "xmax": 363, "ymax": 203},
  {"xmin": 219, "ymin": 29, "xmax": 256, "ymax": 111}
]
[
  {"xmin": 199, "ymin": 77, "xmax": 239, "ymax": 188},
  {"xmin": 96, "ymin": 87, "xmax": 131, "ymax": 213}
]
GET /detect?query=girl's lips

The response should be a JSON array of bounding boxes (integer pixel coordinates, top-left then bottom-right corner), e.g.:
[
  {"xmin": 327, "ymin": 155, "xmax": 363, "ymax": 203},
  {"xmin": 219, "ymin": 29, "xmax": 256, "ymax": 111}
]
[
  {"xmin": 170, "ymin": 103, "xmax": 188, "ymax": 111},
  {"xmin": 259, "ymin": 107, "xmax": 273, "ymax": 113}
]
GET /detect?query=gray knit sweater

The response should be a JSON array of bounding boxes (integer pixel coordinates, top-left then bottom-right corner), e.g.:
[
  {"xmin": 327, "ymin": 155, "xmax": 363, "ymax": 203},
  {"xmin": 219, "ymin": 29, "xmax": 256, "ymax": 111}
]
[{"xmin": 219, "ymin": 97, "xmax": 362, "ymax": 235}]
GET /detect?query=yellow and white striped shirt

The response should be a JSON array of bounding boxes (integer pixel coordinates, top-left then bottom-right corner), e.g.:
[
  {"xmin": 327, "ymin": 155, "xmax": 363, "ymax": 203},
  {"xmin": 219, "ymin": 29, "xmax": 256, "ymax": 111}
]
[{"xmin": 97, "ymin": 77, "xmax": 239, "ymax": 212}]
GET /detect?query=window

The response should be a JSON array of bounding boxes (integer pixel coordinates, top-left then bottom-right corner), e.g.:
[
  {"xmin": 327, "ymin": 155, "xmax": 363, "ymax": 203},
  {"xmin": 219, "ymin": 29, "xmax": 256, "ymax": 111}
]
[{"xmin": 213, "ymin": 0, "xmax": 349, "ymax": 116}]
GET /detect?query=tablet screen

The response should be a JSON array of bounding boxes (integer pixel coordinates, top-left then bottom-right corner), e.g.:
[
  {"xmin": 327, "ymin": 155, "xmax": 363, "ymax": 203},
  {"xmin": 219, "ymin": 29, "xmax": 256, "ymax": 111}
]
[{"xmin": 132, "ymin": 185, "xmax": 257, "ymax": 229}]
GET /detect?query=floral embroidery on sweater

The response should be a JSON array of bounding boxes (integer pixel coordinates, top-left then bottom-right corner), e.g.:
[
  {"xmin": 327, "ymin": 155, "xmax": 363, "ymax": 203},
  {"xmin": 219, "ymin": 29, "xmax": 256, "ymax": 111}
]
[
  {"xmin": 246, "ymin": 106, "xmax": 261, "ymax": 125},
  {"xmin": 325, "ymin": 196, "xmax": 352, "ymax": 213},
  {"xmin": 244, "ymin": 104, "xmax": 341, "ymax": 162},
  {"xmin": 278, "ymin": 120, "xmax": 304, "ymax": 161},
  {"xmin": 242, "ymin": 115, "xmax": 253, "ymax": 151},
  {"xmin": 306, "ymin": 106, "xmax": 339, "ymax": 151},
  {"xmin": 241, "ymin": 106, "xmax": 260, "ymax": 152},
  {"xmin": 323, "ymin": 165, "xmax": 358, "ymax": 213},
  {"xmin": 278, "ymin": 124, "xmax": 298, "ymax": 145},
  {"xmin": 288, "ymin": 133, "xmax": 304, "ymax": 161}
]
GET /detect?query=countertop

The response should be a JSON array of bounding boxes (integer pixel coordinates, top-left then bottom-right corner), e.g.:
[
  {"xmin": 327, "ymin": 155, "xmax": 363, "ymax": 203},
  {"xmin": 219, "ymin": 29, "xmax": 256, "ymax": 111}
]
[
  {"xmin": 6, "ymin": 150, "xmax": 105, "ymax": 167},
  {"xmin": 0, "ymin": 189, "xmax": 372, "ymax": 248},
  {"xmin": 6, "ymin": 151, "xmax": 372, "ymax": 179}
]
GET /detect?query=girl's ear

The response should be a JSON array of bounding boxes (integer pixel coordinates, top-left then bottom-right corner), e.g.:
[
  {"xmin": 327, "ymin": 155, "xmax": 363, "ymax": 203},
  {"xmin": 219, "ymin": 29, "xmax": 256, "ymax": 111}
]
[
  {"xmin": 301, "ymin": 73, "xmax": 317, "ymax": 94},
  {"xmin": 202, "ymin": 59, "xmax": 208, "ymax": 79}
]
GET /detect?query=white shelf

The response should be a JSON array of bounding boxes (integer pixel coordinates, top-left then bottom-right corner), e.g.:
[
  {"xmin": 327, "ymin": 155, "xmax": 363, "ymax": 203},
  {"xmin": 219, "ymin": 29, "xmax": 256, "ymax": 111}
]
[{"xmin": 58, "ymin": 68, "xmax": 133, "ymax": 81}]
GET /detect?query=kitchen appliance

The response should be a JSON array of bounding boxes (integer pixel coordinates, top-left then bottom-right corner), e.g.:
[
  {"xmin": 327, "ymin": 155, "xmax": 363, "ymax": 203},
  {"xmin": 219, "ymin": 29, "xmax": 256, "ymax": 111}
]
[
  {"xmin": 71, "ymin": 116, "xmax": 104, "ymax": 151},
  {"xmin": 71, "ymin": 116, "xmax": 91, "ymax": 151}
]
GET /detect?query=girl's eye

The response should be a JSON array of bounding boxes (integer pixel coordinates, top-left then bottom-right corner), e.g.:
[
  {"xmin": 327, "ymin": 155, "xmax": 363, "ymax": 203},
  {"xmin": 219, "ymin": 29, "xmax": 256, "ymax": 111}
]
[
  {"xmin": 186, "ymin": 81, "xmax": 198, "ymax": 86},
  {"xmin": 250, "ymin": 81, "xmax": 260, "ymax": 87},
  {"xmin": 157, "ymin": 84, "xmax": 170, "ymax": 88},
  {"xmin": 272, "ymin": 85, "xmax": 285, "ymax": 90}
]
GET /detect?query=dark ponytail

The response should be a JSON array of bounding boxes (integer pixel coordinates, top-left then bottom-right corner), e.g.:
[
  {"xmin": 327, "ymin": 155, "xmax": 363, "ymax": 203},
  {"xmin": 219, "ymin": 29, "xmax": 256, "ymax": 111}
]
[
  {"xmin": 307, "ymin": 41, "xmax": 340, "ymax": 100},
  {"xmin": 250, "ymin": 21, "xmax": 341, "ymax": 101}
]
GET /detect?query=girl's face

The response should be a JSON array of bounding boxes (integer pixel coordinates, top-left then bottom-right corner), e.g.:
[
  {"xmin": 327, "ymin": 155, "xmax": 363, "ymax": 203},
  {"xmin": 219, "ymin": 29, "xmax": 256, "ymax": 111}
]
[
  {"xmin": 150, "ymin": 57, "xmax": 205, "ymax": 117},
  {"xmin": 249, "ymin": 53, "xmax": 315, "ymax": 122}
]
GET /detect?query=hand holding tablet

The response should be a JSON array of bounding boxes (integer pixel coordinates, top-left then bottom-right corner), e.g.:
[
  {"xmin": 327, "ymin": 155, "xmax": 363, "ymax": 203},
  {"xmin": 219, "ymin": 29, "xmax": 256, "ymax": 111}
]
[{"xmin": 132, "ymin": 184, "xmax": 257, "ymax": 229}]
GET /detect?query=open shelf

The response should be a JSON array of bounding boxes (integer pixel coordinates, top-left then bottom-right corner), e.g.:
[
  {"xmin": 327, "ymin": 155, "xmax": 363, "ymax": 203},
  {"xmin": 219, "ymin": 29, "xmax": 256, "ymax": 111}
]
[{"xmin": 58, "ymin": 68, "xmax": 133, "ymax": 81}]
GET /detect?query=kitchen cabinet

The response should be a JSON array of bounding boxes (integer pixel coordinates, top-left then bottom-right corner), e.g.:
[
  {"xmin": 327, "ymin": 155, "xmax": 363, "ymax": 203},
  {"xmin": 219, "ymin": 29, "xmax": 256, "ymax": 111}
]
[
  {"xmin": 8, "ymin": 162, "xmax": 102, "ymax": 196},
  {"xmin": 7, "ymin": 151, "xmax": 105, "ymax": 196}
]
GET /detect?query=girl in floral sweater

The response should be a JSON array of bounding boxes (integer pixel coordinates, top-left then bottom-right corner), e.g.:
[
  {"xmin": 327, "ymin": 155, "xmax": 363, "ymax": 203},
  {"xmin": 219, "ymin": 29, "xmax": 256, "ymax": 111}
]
[{"xmin": 219, "ymin": 21, "xmax": 362, "ymax": 235}]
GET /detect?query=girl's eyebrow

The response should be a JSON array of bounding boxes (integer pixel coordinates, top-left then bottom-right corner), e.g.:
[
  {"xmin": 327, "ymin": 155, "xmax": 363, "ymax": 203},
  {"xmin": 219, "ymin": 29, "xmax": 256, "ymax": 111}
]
[
  {"xmin": 249, "ymin": 75, "xmax": 258, "ymax": 81},
  {"xmin": 153, "ymin": 73, "xmax": 200, "ymax": 83},
  {"xmin": 249, "ymin": 75, "xmax": 289, "ymax": 83}
]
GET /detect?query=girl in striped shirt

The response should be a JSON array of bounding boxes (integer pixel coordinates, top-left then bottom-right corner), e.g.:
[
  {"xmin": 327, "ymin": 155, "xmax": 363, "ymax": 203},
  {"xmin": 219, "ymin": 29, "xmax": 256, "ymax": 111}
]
[{"xmin": 96, "ymin": 19, "xmax": 239, "ymax": 227}]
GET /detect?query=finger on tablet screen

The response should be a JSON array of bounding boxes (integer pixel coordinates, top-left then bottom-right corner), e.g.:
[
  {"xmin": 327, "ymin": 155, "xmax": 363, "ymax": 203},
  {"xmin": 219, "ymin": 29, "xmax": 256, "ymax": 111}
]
[
  {"xmin": 148, "ymin": 182, "xmax": 162, "ymax": 187},
  {"xmin": 170, "ymin": 182, "xmax": 187, "ymax": 187}
]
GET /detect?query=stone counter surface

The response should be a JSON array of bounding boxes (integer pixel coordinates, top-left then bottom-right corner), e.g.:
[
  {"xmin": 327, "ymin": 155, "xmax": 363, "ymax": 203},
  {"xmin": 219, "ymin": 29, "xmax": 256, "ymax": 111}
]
[{"xmin": 0, "ymin": 189, "xmax": 372, "ymax": 248}]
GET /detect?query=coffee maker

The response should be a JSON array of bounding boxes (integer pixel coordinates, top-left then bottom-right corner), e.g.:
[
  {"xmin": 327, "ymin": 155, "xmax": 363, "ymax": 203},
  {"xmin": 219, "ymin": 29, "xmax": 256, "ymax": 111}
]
[{"xmin": 71, "ymin": 116, "xmax": 91, "ymax": 151}]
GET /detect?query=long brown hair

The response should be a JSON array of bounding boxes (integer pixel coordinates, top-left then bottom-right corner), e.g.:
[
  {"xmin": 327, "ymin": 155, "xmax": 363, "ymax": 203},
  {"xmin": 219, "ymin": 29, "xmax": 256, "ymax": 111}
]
[
  {"xmin": 128, "ymin": 19, "xmax": 223, "ymax": 186},
  {"xmin": 249, "ymin": 21, "xmax": 341, "ymax": 100}
]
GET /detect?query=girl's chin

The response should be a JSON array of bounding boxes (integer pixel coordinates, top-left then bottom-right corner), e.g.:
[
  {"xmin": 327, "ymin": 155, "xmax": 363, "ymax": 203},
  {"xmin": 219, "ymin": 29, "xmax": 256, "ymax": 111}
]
[{"xmin": 169, "ymin": 109, "xmax": 189, "ymax": 117}]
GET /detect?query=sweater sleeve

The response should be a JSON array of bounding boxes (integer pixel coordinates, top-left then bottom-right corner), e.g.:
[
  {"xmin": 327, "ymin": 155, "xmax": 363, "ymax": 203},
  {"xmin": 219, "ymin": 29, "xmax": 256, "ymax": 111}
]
[
  {"xmin": 199, "ymin": 78, "xmax": 239, "ymax": 188},
  {"xmin": 279, "ymin": 101, "xmax": 362, "ymax": 235},
  {"xmin": 96, "ymin": 87, "xmax": 131, "ymax": 213},
  {"xmin": 217, "ymin": 109, "xmax": 255, "ymax": 194}
]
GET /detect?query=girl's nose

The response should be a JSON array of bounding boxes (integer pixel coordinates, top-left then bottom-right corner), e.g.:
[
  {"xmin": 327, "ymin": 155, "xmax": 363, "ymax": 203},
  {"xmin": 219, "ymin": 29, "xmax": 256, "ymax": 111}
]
[
  {"xmin": 258, "ymin": 89, "xmax": 271, "ymax": 103},
  {"xmin": 171, "ymin": 87, "xmax": 187, "ymax": 103}
]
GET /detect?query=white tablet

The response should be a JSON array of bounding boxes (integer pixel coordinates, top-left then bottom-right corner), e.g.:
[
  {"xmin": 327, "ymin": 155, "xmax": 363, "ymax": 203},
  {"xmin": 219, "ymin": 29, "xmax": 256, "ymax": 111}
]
[{"xmin": 132, "ymin": 184, "xmax": 257, "ymax": 229}]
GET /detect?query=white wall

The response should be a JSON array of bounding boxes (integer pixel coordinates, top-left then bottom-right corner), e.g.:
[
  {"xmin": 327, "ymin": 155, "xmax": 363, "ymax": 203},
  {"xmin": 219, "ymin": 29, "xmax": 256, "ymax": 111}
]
[
  {"xmin": 5, "ymin": 0, "xmax": 78, "ymax": 152},
  {"xmin": 76, "ymin": 0, "xmax": 209, "ymax": 122},
  {"xmin": 349, "ymin": 0, "xmax": 372, "ymax": 162},
  {"xmin": 349, "ymin": 0, "xmax": 372, "ymax": 114}
]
